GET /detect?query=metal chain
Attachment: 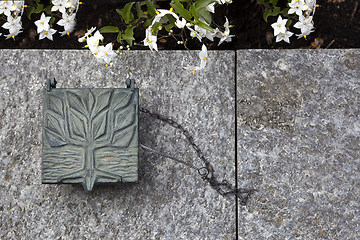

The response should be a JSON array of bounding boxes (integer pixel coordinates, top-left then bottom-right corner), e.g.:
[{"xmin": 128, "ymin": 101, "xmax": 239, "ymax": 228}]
[{"xmin": 139, "ymin": 106, "xmax": 255, "ymax": 205}]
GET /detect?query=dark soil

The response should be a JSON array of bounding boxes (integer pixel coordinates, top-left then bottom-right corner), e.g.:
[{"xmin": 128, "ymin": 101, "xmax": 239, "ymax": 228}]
[{"xmin": 0, "ymin": 0, "xmax": 359, "ymax": 49}]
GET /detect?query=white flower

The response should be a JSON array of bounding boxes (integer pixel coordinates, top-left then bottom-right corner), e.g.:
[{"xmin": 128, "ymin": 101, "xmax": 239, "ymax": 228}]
[
  {"xmin": 288, "ymin": 0, "xmax": 307, "ymax": 16},
  {"xmin": 271, "ymin": 15, "xmax": 287, "ymax": 36},
  {"xmin": 78, "ymin": 27, "xmax": 96, "ymax": 42},
  {"xmin": 305, "ymin": 0, "xmax": 317, "ymax": 14},
  {"xmin": 199, "ymin": 44, "xmax": 208, "ymax": 68},
  {"xmin": 184, "ymin": 44, "xmax": 208, "ymax": 73},
  {"xmin": 275, "ymin": 30, "xmax": 294, "ymax": 43},
  {"xmin": 57, "ymin": 12, "xmax": 76, "ymax": 35},
  {"xmin": 216, "ymin": 0, "xmax": 226, "ymax": 4},
  {"xmin": 2, "ymin": 15, "xmax": 22, "ymax": 33},
  {"xmin": 195, "ymin": 24, "xmax": 215, "ymax": 41},
  {"xmin": 4, "ymin": 27, "xmax": 22, "ymax": 39},
  {"xmin": 206, "ymin": 3, "xmax": 215, "ymax": 13},
  {"xmin": 39, "ymin": 28, "xmax": 57, "ymax": 41},
  {"xmin": 217, "ymin": 17, "xmax": 235, "ymax": 46},
  {"xmin": 0, "ymin": 1, "xmax": 12, "ymax": 16},
  {"xmin": 51, "ymin": 0, "xmax": 67, "ymax": 13},
  {"xmin": 294, "ymin": 15, "xmax": 313, "ymax": 34},
  {"xmin": 144, "ymin": 27, "xmax": 158, "ymax": 51},
  {"xmin": 34, "ymin": 13, "xmax": 51, "ymax": 33},
  {"xmin": 87, "ymin": 30, "xmax": 103, "ymax": 52},
  {"xmin": 295, "ymin": 27, "xmax": 314, "ymax": 39},
  {"xmin": 175, "ymin": 18, "xmax": 186, "ymax": 29},
  {"xmin": 152, "ymin": 9, "xmax": 179, "ymax": 26},
  {"xmin": 98, "ymin": 43, "xmax": 117, "ymax": 64},
  {"xmin": 187, "ymin": 26, "xmax": 202, "ymax": 42}
]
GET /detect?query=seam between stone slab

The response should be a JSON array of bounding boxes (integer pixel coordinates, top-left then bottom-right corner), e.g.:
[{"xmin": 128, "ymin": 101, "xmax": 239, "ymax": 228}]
[{"xmin": 234, "ymin": 50, "xmax": 239, "ymax": 240}]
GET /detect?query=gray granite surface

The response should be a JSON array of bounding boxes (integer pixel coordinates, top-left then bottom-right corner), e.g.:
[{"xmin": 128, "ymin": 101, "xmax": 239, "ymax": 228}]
[
  {"xmin": 0, "ymin": 50, "xmax": 236, "ymax": 239},
  {"xmin": 237, "ymin": 49, "xmax": 360, "ymax": 239}
]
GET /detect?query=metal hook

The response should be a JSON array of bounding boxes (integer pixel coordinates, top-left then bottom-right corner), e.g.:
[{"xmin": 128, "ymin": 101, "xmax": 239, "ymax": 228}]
[{"xmin": 46, "ymin": 78, "xmax": 57, "ymax": 92}]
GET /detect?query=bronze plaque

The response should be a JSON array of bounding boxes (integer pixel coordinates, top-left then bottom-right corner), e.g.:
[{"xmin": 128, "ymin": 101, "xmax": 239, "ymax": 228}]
[{"xmin": 42, "ymin": 87, "xmax": 138, "ymax": 191}]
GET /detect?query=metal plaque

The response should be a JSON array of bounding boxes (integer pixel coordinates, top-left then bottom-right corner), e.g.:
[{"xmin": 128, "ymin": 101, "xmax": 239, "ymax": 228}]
[{"xmin": 42, "ymin": 81, "xmax": 138, "ymax": 191}]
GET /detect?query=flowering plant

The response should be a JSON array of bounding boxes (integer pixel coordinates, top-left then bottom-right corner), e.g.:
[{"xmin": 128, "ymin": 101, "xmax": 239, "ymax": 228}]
[
  {"xmin": 255, "ymin": 0, "xmax": 318, "ymax": 43},
  {"xmin": 86, "ymin": 0, "xmax": 234, "ymax": 71},
  {"xmin": 0, "ymin": 0, "xmax": 82, "ymax": 40}
]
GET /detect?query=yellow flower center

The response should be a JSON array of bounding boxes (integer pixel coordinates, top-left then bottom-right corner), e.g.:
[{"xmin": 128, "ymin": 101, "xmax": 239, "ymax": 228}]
[
  {"xmin": 170, "ymin": 8, "xmax": 173, "ymax": 12},
  {"xmin": 303, "ymin": 22, "xmax": 306, "ymax": 25},
  {"xmin": 156, "ymin": 11, "xmax": 160, "ymax": 15},
  {"xmin": 281, "ymin": 33, "xmax": 285, "ymax": 37},
  {"xmin": 105, "ymin": 52, "xmax": 108, "ymax": 55},
  {"xmin": 66, "ymin": 32, "xmax": 70, "ymax": 36},
  {"xmin": 193, "ymin": 33, "xmax": 197, "ymax": 37},
  {"xmin": 192, "ymin": 70, "xmax": 196, "ymax": 75},
  {"xmin": 45, "ymin": 31, "xmax": 48, "ymax": 34},
  {"xmin": 94, "ymin": 41, "xmax": 97, "ymax": 45},
  {"xmin": 105, "ymin": 64, "xmax": 109, "ymax": 67},
  {"xmin": 304, "ymin": 34, "xmax": 307, "ymax": 39},
  {"xmin": 203, "ymin": 57, "xmax": 207, "ymax": 60},
  {"xmin": 66, "ymin": 19, "xmax": 69, "ymax": 22},
  {"xmin": 85, "ymin": 45, "xmax": 88, "ymax": 48},
  {"xmin": 94, "ymin": 52, "xmax": 98, "ymax": 55},
  {"xmin": 277, "ymin": 24, "xmax": 280, "ymax": 27},
  {"xmin": 11, "ymin": 35, "xmax": 15, "ymax": 39},
  {"xmin": 149, "ymin": 40, "xmax": 152, "ymax": 43},
  {"xmin": 11, "ymin": 22, "xmax": 14, "ymax": 25},
  {"xmin": 41, "ymin": 21, "xmax": 44, "ymax": 24}
]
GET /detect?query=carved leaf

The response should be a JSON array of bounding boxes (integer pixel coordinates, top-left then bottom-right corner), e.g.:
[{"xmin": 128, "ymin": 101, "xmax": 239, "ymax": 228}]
[
  {"xmin": 112, "ymin": 102, "xmax": 137, "ymax": 147},
  {"xmin": 66, "ymin": 91, "xmax": 87, "ymax": 116},
  {"xmin": 45, "ymin": 112, "xmax": 66, "ymax": 147},
  {"xmin": 68, "ymin": 109, "xmax": 87, "ymax": 141},
  {"xmin": 93, "ymin": 89, "xmax": 112, "ymax": 118},
  {"xmin": 82, "ymin": 90, "xmax": 95, "ymax": 115},
  {"xmin": 48, "ymin": 94, "xmax": 63, "ymax": 117},
  {"xmin": 92, "ymin": 110, "xmax": 108, "ymax": 141},
  {"xmin": 112, "ymin": 125, "xmax": 136, "ymax": 147},
  {"xmin": 112, "ymin": 90, "xmax": 133, "ymax": 111}
]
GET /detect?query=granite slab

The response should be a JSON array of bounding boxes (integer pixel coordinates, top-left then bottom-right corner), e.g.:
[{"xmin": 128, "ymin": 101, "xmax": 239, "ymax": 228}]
[
  {"xmin": 0, "ymin": 49, "xmax": 236, "ymax": 239},
  {"xmin": 237, "ymin": 49, "xmax": 360, "ymax": 239}
]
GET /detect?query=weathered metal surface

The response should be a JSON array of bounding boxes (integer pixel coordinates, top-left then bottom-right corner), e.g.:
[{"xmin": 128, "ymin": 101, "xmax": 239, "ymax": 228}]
[{"xmin": 42, "ymin": 87, "xmax": 139, "ymax": 191}]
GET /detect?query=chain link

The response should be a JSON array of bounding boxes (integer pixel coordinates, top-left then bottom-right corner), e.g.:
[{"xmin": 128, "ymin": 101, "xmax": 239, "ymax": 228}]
[{"xmin": 139, "ymin": 106, "xmax": 255, "ymax": 205}]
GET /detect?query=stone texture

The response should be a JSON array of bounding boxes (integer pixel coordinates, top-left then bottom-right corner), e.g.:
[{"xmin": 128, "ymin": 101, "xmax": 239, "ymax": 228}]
[
  {"xmin": 237, "ymin": 49, "xmax": 360, "ymax": 239},
  {"xmin": 0, "ymin": 50, "xmax": 236, "ymax": 239}
]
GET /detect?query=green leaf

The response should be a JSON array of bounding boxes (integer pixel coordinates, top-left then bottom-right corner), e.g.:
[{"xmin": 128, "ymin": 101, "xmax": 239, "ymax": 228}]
[
  {"xmin": 272, "ymin": 7, "xmax": 281, "ymax": 16},
  {"xmin": 26, "ymin": 6, "xmax": 35, "ymax": 20},
  {"xmin": 269, "ymin": 0, "xmax": 278, "ymax": 5},
  {"xmin": 194, "ymin": 0, "xmax": 215, "ymax": 10},
  {"xmin": 50, "ymin": 16, "xmax": 56, "ymax": 24},
  {"xmin": 116, "ymin": 2, "xmax": 135, "ymax": 24},
  {"xmin": 263, "ymin": 7, "xmax": 281, "ymax": 22},
  {"xmin": 122, "ymin": 27, "xmax": 135, "ymax": 46},
  {"xmin": 170, "ymin": 0, "xmax": 191, "ymax": 21},
  {"xmin": 117, "ymin": 32, "xmax": 123, "ymax": 44},
  {"xmin": 34, "ymin": 4, "xmax": 44, "ymax": 14},
  {"xmin": 44, "ymin": 5, "xmax": 52, "ymax": 15},
  {"xmin": 198, "ymin": 7, "xmax": 212, "ymax": 25},
  {"xmin": 143, "ymin": 18, "xmax": 152, "ymax": 28},
  {"xmin": 194, "ymin": 20, "xmax": 213, "ymax": 32},
  {"xmin": 189, "ymin": 4, "xmax": 197, "ymax": 19},
  {"xmin": 99, "ymin": 26, "xmax": 120, "ymax": 33},
  {"xmin": 146, "ymin": 0, "xmax": 156, "ymax": 17},
  {"xmin": 286, "ymin": 19, "xmax": 292, "ymax": 27},
  {"xmin": 151, "ymin": 22, "xmax": 162, "ymax": 34},
  {"xmin": 136, "ymin": 2, "xmax": 147, "ymax": 18}
]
